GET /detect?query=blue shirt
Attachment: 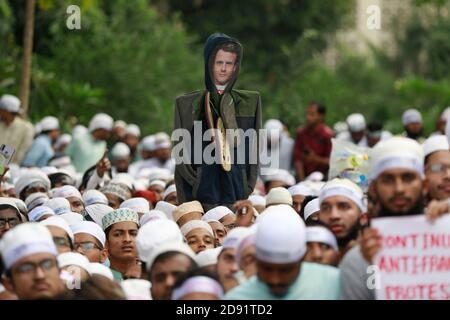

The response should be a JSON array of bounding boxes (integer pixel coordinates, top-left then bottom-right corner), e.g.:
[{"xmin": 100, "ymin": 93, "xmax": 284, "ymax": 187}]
[
  {"xmin": 225, "ymin": 262, "xmax": 340, "ymax": 300},
  {"xmin": 21, "ymin": 134, "xmax": 54, "ymax": 167}
]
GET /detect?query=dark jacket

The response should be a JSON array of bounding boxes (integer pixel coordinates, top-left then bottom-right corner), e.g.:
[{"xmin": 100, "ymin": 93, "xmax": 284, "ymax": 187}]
[{"xmin": 173, "ymin": 33, "xmax": 262, "ymax": 210}]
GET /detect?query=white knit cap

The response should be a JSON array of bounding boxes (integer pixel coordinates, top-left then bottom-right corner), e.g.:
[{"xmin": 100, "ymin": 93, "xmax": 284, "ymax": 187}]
[
  {"xmin": 305, "ymin": 171, "xmax": 324, "ymax": 182},
  {"xmin": 163, "ymin": 184, "xmax": 177, "ymax": 200},
  {"xmin": 40, "ymin": 216, "xmax": 74, "ymax": 241},
  {"xmin": 141, "ymin": 135, "xmax": 155, "ymax": 151},
  {"xmin": 88, "ymin": 263, "xmax": 114, "ymax": 280},
  {"xmin": 59, "ymin": 212, "xmax": 84, "ymax": 226},
  {"xmin": 346, "ymin": 113, "xmax": 366, "ymax": 132},
  {"xmin": 114, "ymin": 120, "xmax": 126, "ymax": 129},
  {"xmin": 84, "ymin": 204, "xmax": 114, "ymax": 226},
  {"xmin": 172, "ymin": 276, "xmax": 223, "ymax": 300},
  {"xmin": 40, "ymin": 116, "xmax": 60, "ymax": 131},
  {"xmin": 180, "ymin": 220, "xmax": 214, "ymax": 237},
  {"xmin": 15, "ymin": 169, "xmax": 51, "ymax": 196},
  {"xmin": 57, "ymin": 252, "xmax": 91, "ymax": 274},
  {"xmin": 288, "ymin": 184, "xmax": 314, "ymax": 197},
  {"xmin": 266, "ymin": 187, "xmax": 293, "ymax": 206},
  {"xmin": 319, "ymin": 178, "xmax": 364, "ymax": 212},
  {"xmin": 222, "ymin": 227, "xmax": 253, "ymax": 250},
  {"xmin": 88, "ymin": 113, "xmax": 113, "ymax": 132},
  {"xmin": 125, "ymin": 124, "xmax": 141, "ymax": 137},
  {"xmin": 303, "ymin": 198, "xmax": 320, "ymax": 221},
  {"xmin": 147, "ymin": 168, "xmax": 172, "ymax": 183},
  {"xmin": 53, "ymin": 185, "xmax": 83, "ymax": 201},
  {"xmin": 423, "ymin": 135, "xmax": 449, "ymax": 157},
  {"xmin": 82, "ymin": 189, "xmax": 108, "ymax": 206},
  {"xmin": 25, "ymin": 192, "xmax": 50, "ymax": 211},
  {"xmin": 153, "ymin": 132, "xmax": 171, "ymax": 150},
  {"xmin": 111, "ymin": 174, "xmax": 135, "ymax": 191},
  {"xmin": 236, "ymin": 226, "xmax": 257, "ymax": 264},
  {"xmin": 28, "ymin": 206, "xmax": 55, "ymax": 222},
  {"xmin": 139, "ymin": 210, "xmax": 168, "ymax": 226},
  {"xmin": 255, "ymin": 204, "xmax": 306, "ymax": 264},
  {"xmin": 195, "ymin": 247, "xmax": 222, "ymax": 267},
  {"xmin": 248, "ymin": 195, "xmax": 266, "ymax": 207},
  {"xmin": 54, "ymin": 134, "xmax": 72, "ymax": 149},
  {"xmin": 145, "ymin": 241, "xmax": 196, "ymax": 272},
  {"xmin": 369, "ymin": 137, "xmax": 424, "ymax": 181},
  {"xmin": 264, "ymin": 119, "xmax": 283, "ymax": 131},
  {"xmin": 71, "ymin": 221, "xmax": 106, "ymax": 247},
  {"xmin": 121, "ymin": 279, "xmax": 152, "ymax": 300},
  {"xmin": 72, "ymin": 124, "xmax": 88, "ymax": 137},
  {"xmin": 0, "ymin": 223, "xmax": 58, "ymax": 269},
  {"xmin": 154, "ymin": 201, "xmax": 177, "ymax": 220},
  {"xmin": 202, "ymin": 206, "xmax": 234, "ymax": 222},
  {"xmin": 148, "ymin": 180, "xmax": 166, "ymax": 189},
  {"xmin": 306, "ymin": 226, "xmax": 338, "ymax": 251},
  {"xmin": 45, "ymin": 197, "xmax": 72, "ymax": 215},
  {"xmin": 0, "ymin": 94, "xmax": 20, "ymax": 113},
  {"xmin": 136, "ymin": 219, "xmax": 184, "ymax": 262},
  {"xmin": 261, "ymin": 169, "xmax": 295, "ymax": 186},
  {"xmin": 111, "ymin": 142, "xmax": 130, "ymax": 160},
  {"xmin": 120, "ymin": 197, "xmax": 149, "ymax": 214},
  {"xmin": 402, "ymin": 108, "xmax": 422, "ymax": 126}
]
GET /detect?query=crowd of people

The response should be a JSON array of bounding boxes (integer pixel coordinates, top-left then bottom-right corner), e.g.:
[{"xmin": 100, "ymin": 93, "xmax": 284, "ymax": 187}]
[{"xmin": 1, "ymin": 90, "xmax": 449, "ymax": 300}]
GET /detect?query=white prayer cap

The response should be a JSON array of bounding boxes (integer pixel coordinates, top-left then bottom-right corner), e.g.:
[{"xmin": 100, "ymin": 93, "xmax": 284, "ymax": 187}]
[
  {"xmin": 88, "ymin": 113, "xmax": 113, "ymax": 132},
  {"xmin": 111, "ymin": 174, "xmax": 135, "ymax": 191},
  {"xmin": 40, "ymin": 116, "xmax": 60, "ymax": 131},
  {"xmin": 141, "ymin": 135, "xmax": 155, "ymax": 151},
  {"xmin": 136, "ymin": 219, "xmax": 183, "ymax": 262},
  {"xmin": 28, "ymin": 206, "xmax": 55, "ymax": 222},
  {"xmin": 222, "ymin": 227, "xmax": 253, "ymax": 250},
  {"xmin": 236, "ymin": 227, "xmax": 257, "ymax": 264},
  {"xmin": 0, "ymin": 223, "xmax": 57, "ymax": 269},
  {"xmin": 82, "ymin": 189, "xmax": 108, "ymax": 206},
  {"xmin": 369, "ymin": 136, "xmax": 424, "ymax": 181},
  {"xmin": 154, "ymin": 201, "xmax": 177, "ymax": 220},
  {"xmin": 266, "ymin": 187, "xmax": 293, "ymax": 206},
  {"xmin": 423, "ymin": 135, "xmax": 449, "ymax": 158},
  {"xmin": 333, "ymin": 121, "xmax": 348, "ymax": 135},
  {"xmin": 120, "ymin": 197, "xmax": 149, "ymax": 214},
  {"xmin": 288, "ymin": 184, "xmax": 313, "ymax": 197},
  {"xmin": 133, "ymin": 179, "xmax": 149, "ymax": 191},
  {"xmin": 202, "ymin": 206, "xmax": 234, "ymax": 222},
  {"xmin": 125, "ymin": 124, "xmax": 141, "ymax": 137},
  {"xmin": 153, "ymin": 132, "xmax": 171, "ymax": 150},
  {"xmin": 402, "ymin": 108, "xmax": 422, "ymax": 125},
  {"xmin": 121, "ymin": 279, "xmax": 152, "ymax": 300},
  {"xmin": 163, "ymin": 184, "xmax": 177, "ymax": 200},
  {"xmin": 40, "ymin": 216, "xmax": 74, "ymax": 241},
  {"xmin": 41, "ymin": 166, "xmax": 58, "ymax": 176},
  {"xmin": 54, "ymin": 134, "xmax": 72, "ymax": 149},
  {"xmin": 319, "ymin": 178, "xmax": 364, "ymax": 212},
  {"xmin": 305, "ymin": 171, "xmax": 324, "ymax": 182},
  {"xmin": 11, "ymin": 198, "xmax": 27, "ymax": 216},
  {"xmin": 139, "ymin": 210, "xmax": 168, "ymax": 226},
  {"xmin": 53, "ymin": 185, "xmax": 83, "ymax": 201},
  {"xmin": 148, "ymin": 180, "xmax": 166, "ymax": 189},
  {"xmin": 111, "ymin": 142, "xmax": 130, "ymax": 160},
  {"xmin": 172, "ymin": 201, "xmax": 204, "ymax": 222},
  {"xmin": 264, "ymin": 119, "xmax": 283, "ymax": 131},
  {"xmin": 0, "ymin": 94, "xmax": 20, "ymax": 113},
  {"xmin": 255, "ymin": 205, "xmax": 306, "ymax": 264},
  {"xmin": 195, "ymin": 247, "xmax": 222, "ymax": 267},
  {"xmin": 15, "ymin": 169, "xmax": 51, "ymax": 196},
  {"xmin": 303, "ymin": 198, "xmax": 320, "ymax": 221},
  {"xmin": 147, "ymin": 168, "xmax": 173, "ymax": 182},
  {"xmin": 306, "ymin": 226, "xmax": 338, "ymax": 251},
  {"xmin": 59, "ymin": 212, "xmax": 84, "ymax": 226},
  {"xmin": 114, "ymin": 120, "xmax": 127, "ymax": 129},
  {"xmin": 72, "ymin": 124, "xmax": 88, "ymax": 137},
  {"xmin": 180, "ymin": 220, "xmax": 214, "ymax": 237},
  {"xmin": 146, "ymin": 241, "xmax": 196, "ymax": 272},
  {"xmin": 25, "ymin": 192, "xmax": 50, "ymax": 211},
  {"xmin": 0, "ymin": 197, "xmax": 21, "ymax": 215},
  {"xmin": 71, "ymin": 221, "xmax": 106, "ymax": 247},
  {"xmin": 88, "ymin": 263, "xmax": 114, "ymax": 280},
  {"xmin": 172, "ymin": 276, "xmax": 224, "ymax": 300},
  {"xmin": 57, "ymin": 252, "xmax": 91, "ymax": 274},
  {"xmin": 34, "ymin": 122, "xmax": 42, "ymax": 136},
  {"xmin": 346, "ymin": 113, "xmax": 366, "ymax": 132},
  {"xmin": 248, "ymin": 195, "xmax": 266, "ymax": 207},
  {"xmin": 261, "ymin": 169, "xmax": 295, "ymax": 187},
  {"xmin": 84, "ymin": 204, "xmax": 114, "ymax": 226},
  {"xmin": 45, "ymin": 197, "xmax": 71, "ymax": 215}
]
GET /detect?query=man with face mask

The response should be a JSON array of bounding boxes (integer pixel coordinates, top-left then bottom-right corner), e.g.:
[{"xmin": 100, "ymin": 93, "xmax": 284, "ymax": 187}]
[
  {"xmin": 174, "ymin": 33, "xmax": 262, "ymax": 212},
  {"xmin": 339, "ymin": 137, "xmax": 426, "ymax": 299},
  {"xmin": 225, "ymin": 205, "xmax": 339, "ymax": 300},
  {"xmin": 401, "ymin": 109, "xmax": 425, "ymax": 144}
]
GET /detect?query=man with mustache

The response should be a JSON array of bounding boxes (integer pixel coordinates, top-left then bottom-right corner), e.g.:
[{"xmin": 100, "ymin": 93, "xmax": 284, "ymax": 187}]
[
  {"xmin": 401, "ymin": 109, "xmax": 425, "ymax": 144},
  {"xmin": 102, "ymin": 208, "xmax": 140, "ymax": 281},
  {"xmin": 318, "ymin": 178, "xmax": 367, "ymax": 258},
  {"xmin": 339, "ymin": 137, "xmax": 429, "ymax": 299}
]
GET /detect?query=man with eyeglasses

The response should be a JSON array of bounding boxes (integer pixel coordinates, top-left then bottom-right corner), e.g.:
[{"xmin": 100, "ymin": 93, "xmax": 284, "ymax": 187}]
[
  {"xmin": 40, "ymin": 216, "xmax": 74, "ymax": 254},
  {"xmin": 0, "ymin": 223, "xmax": 65, "ymax": 300},
  {"xmin": 72, "ymin": 221, "xmax": 108, "ymax": 263},
  {"xmin": 423, "ymin": 135, "xmax": 450, "ymax": 201},
  {"xmin": 0, "ymin": 198, "xmax": 23, "ymax": 239}
]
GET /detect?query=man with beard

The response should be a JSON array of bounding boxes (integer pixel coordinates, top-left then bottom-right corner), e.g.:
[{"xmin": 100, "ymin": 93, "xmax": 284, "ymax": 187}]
[
  {"xmin": 339, "ymin": 137, "xmax": 427, "ymax": 299},
  {"xmin": 401, "ymin": 109, "xmax": 425, "ymax": 144},
  {"xmin": 423, "ymin": 135, "xmax": 450, "ymax": 201},
  {"xmin": 318, "ymin": 178, "xmax": 367, "ymax": 258},
  {"xmin": 22, "ymin": 116, "xmax": 60, "ymax": 167}
]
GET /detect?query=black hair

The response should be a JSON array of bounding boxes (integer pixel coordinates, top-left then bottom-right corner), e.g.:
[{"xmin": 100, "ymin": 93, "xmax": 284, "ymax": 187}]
[
  {"xmin": 367, "ymin": 121, "xmax": 383, "ymax": 132},
  {"xmin": 217, "ymin": 41, "xmax": 241, "ymax": 57},
  {"xmin": 309, "ymin": 102, "xmax": 326, "ymax": 115},
  {"xmin": 298, "ymin": 195, "xmax": 318, "ymax": 224},
  {"xmin": 149, "ymin": 251, "xmax": 197, "ymax": 279}
]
